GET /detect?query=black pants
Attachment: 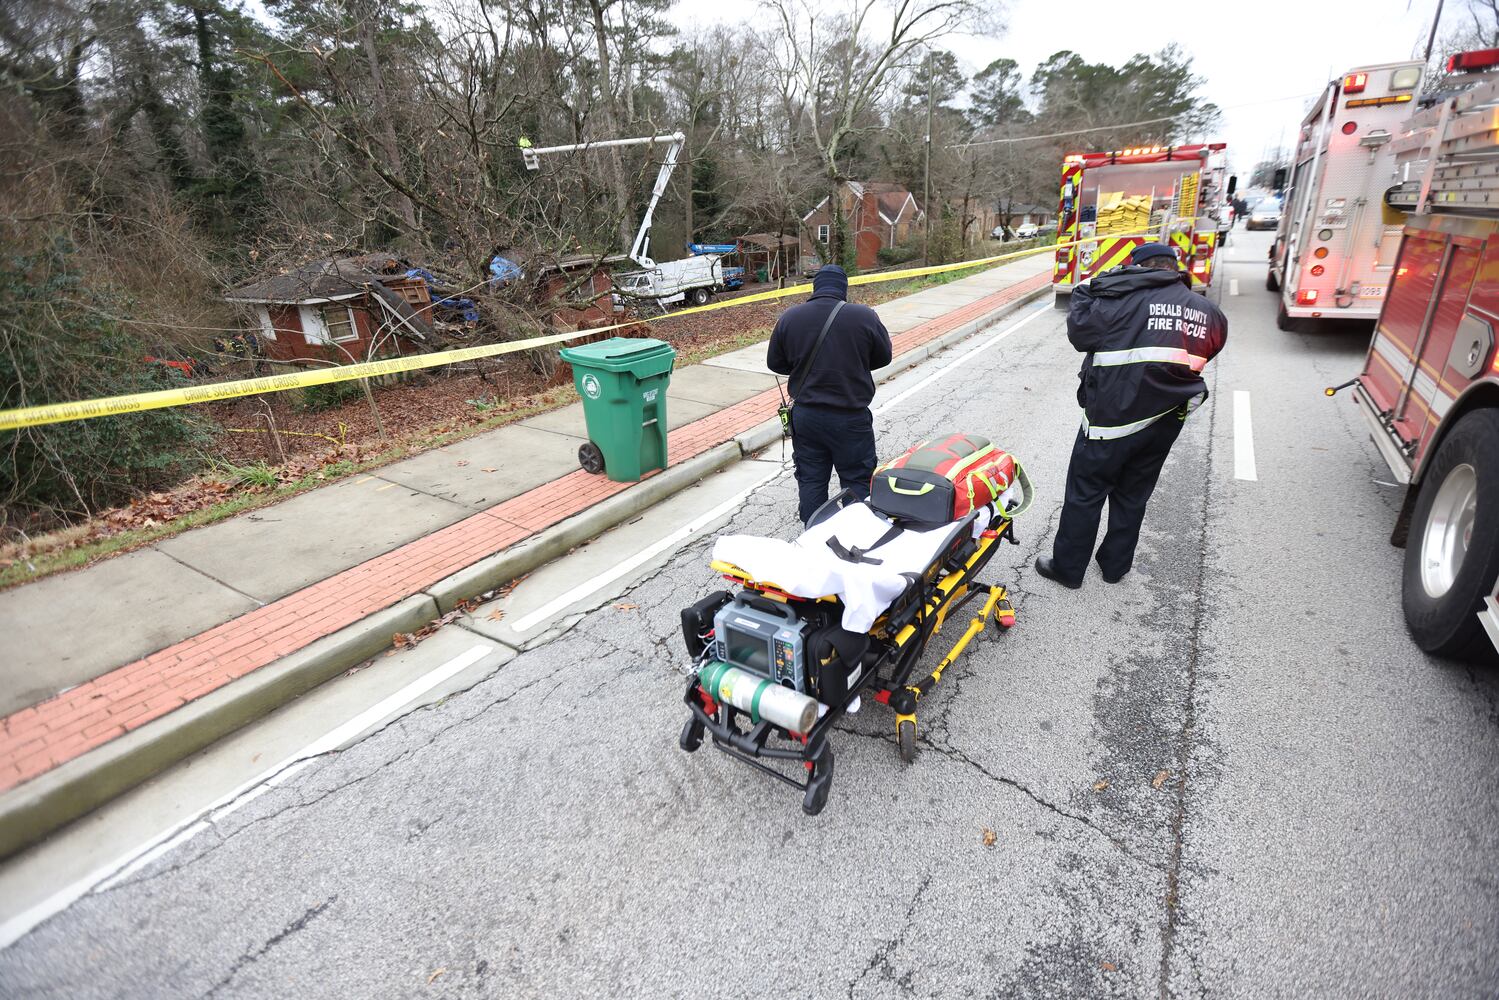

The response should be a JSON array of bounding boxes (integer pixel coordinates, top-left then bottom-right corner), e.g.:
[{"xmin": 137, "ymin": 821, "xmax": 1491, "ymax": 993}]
[
  {"xmin": 790, "ymin": 404, "xmax": 877, "ymax": 524},
  {"xmin": 1050, "ymin": 414, "xmax": 1184, "ymax": 585}
]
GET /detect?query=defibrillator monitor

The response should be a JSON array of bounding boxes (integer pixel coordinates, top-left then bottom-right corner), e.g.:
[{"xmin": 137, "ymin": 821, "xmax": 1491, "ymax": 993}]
[
  {"xmin": 724, "ymin": 624, "xmax": 771, "ymax": 675},
  {"xmin": 712, "ymin": 596, "xmax": 810, "ymax": 692}
]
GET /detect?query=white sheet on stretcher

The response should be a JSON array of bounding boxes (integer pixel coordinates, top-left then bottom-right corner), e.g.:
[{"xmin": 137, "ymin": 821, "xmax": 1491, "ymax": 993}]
[{"xmin": 712, "ymin": 502, "xmax": 997, "ymax": 633}]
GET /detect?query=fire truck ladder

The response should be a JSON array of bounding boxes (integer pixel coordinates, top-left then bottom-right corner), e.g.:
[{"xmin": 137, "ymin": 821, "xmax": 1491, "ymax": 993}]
[{"xmin": 1390, "ymin": 75, "xmax": 1499, "ymax": 215}]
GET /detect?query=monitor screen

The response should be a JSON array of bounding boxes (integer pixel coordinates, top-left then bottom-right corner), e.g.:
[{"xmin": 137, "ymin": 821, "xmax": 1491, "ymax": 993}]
[{"xmin": 725, "ymin": 626, "xmax": 770, "ymax": 675}]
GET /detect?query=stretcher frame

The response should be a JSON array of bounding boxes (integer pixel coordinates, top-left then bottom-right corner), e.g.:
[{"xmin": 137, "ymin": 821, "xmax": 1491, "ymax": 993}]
[{"xmin": 679, "ymin": 489, "xmax": 1019, "ymax": 815}]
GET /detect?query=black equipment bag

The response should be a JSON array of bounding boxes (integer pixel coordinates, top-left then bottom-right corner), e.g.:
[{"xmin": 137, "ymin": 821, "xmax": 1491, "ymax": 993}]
[
  {"xmin": 681, "ymin": 590, "xmax": 730, "ymax": 659},
  {"xmin": 805, "ymin": 624, "xmax": 870, "ymax": 705}
]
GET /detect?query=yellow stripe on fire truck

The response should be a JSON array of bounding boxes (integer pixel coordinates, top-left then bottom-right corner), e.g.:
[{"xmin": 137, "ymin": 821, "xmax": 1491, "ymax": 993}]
[{"xmin": 1085, "ymin": 237, "xmax": 1142, "ymax": 278}]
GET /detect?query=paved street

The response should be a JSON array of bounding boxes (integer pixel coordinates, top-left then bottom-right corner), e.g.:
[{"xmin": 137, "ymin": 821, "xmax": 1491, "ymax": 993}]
[{"xmin": 1, "ymin": 230, "xmax": 1496, "ymax": 998}]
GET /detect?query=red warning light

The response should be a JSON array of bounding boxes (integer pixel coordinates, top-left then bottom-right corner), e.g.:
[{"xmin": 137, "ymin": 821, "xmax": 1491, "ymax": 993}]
[
  {"xmin": 1447, "ymin": 49, "xmax": 1499, "ymax": 73},
  {"xmin": 1343, "ymin": 73, "xmax": 1368, "ymax": 94}
]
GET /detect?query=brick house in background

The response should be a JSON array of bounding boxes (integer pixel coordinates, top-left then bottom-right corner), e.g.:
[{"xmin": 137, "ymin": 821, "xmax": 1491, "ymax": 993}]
[
  {"xmin": 802, "ymin": 181, "xmax": 924, "ymax": 270},
  {"xmin": 225, "ymin": 254, "xmax": 434, "ymax": 363}
]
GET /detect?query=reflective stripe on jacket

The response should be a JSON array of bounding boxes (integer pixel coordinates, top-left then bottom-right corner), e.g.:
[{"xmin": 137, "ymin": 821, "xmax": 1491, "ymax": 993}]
[{"xmin": 1067, "ymin": 266, "xmax": 1227, "ymax": 439}]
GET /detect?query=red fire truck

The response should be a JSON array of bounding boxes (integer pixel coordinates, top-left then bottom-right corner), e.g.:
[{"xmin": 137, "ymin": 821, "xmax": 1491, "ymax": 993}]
[
  {"xmin": 1052, "ymin": 143, "xmax": 1230, "ymax": 308},
  {"xmin": 1268, "ymin": 59, "xmax": 1425, "ymax": 329},
  {"xmin": 1335, "ymin": 50, "xmax": 1499, "ymax": 660}
]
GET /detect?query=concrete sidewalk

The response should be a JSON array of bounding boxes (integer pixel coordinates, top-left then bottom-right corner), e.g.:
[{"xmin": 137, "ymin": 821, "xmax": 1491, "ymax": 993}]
[{"xmin": 0, "ymin": 255, "xmax": 1051, "ymax": 854}]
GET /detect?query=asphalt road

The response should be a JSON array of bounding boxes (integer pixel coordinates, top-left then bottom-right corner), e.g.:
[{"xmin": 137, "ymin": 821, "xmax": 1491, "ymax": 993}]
[{"xmin": 2, "ymin": 230, "xmax": 1496, "ymax": 999}]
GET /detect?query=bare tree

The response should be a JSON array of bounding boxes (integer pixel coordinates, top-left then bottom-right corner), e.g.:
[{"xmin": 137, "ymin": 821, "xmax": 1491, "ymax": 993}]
[{"xmin": 764, "ymin": 0, "xmax": 999, "ymax": 265}]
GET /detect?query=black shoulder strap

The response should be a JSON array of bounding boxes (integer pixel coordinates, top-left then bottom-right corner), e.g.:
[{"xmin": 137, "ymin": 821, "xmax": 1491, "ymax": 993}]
[
  {"xmin": 824, "ymin": 523, "xmax": 905, "ymax": 565},
  {"xmin": 789, "ymin": 300, "xmax": 846, "ymax": 399}
]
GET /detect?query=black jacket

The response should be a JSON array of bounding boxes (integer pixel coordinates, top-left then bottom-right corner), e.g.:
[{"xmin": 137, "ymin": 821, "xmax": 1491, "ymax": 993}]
[
  {"xmin": 1068, "ymin": 266, "xmax": 1228, "ymax": 435},
  {"xmin": 768, "ymin": 296, "xmax": 893, "ymax": 411}
]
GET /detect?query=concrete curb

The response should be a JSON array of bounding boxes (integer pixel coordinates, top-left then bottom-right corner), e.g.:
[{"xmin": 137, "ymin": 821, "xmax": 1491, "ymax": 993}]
[
  {"xmin": 423, "ymin": 440, "xmax": 743, "ymax": 613},
  {"xmin": 0, "ymin": 278, "xmax": 1050, "ymax": 860},
  {"xmin": 0, "ymin": 594, "xmax": 437, "ymax": 860}
]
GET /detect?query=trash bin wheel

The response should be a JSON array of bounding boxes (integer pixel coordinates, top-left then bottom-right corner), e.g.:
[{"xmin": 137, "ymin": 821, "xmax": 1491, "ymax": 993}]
[{"xmin": 579, "ymin": 441, "xmax": 606, "ymax": 475}]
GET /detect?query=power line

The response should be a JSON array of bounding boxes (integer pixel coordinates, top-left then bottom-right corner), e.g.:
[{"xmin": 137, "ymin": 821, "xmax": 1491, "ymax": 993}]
[{"xmin": 949, "ymin": 91, "xmax": 1320, "ymax": 150}]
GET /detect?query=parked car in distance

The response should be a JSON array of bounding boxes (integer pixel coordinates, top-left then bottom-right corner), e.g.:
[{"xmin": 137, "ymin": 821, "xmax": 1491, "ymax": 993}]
[
  {"xmin": 1245, "ymin": 198, "xmax": 1282, "ymax": 231},
  {"xmin": 990, "ymin": 223, "xmax": 1044, "ymax": 239}
]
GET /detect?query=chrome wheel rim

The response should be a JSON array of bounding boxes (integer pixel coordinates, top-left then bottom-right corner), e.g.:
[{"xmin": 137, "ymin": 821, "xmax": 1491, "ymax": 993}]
[{"xmin": 1420, "ymin": 463, "xmax": 1478, "ymax": 599}]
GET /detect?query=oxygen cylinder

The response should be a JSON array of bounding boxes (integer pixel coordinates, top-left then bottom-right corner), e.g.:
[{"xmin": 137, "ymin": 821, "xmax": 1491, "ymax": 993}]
[{"xmin": 698, "ymin": 661, "xmax": 819, "ymax": 734}]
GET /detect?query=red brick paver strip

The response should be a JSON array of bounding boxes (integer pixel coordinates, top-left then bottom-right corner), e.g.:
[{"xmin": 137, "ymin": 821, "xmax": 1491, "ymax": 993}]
[{"xmin": 0, "ymin": 272, "xmax": 1047, "ymax": 792}]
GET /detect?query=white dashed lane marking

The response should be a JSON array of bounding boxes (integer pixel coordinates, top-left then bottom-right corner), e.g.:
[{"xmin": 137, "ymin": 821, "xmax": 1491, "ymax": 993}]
[{"xmin": 1233, "ymin": 390, "xmax": 1258, "ymax": 482}]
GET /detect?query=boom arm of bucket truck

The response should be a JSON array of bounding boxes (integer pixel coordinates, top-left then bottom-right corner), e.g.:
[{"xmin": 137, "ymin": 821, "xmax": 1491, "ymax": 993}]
[{"xmin": 519, "ymin": 132, "xmax": 685, "ymax": 269}]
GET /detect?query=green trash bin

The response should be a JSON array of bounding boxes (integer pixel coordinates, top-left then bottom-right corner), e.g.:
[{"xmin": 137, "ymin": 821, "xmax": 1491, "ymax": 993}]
[{"xmin": 559, "ymin": 337, "xmax": 676, "ymax": 482}]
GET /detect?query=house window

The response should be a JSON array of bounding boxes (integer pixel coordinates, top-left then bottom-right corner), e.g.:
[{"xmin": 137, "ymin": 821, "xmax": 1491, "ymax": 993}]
[
  {"xmin": 322, "ymin": 306, "xmax": 359, "ymax": 343},
  {"xmin": 817, "ymin": 224, "xmax": 830, "ymax": 244}
]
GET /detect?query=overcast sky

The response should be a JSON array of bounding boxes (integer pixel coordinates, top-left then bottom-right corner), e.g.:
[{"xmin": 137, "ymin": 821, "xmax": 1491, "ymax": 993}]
[{"xmin": 669, "ymin": 0, "xmax": 1448, "ymax": 175}]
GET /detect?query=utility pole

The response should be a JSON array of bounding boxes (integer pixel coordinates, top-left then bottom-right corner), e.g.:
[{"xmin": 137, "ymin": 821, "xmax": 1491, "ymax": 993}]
[
  {"xmin": 922, "ymin": 51, "xmax": 934, "ymax": 264},
  {"xmin": 1423, "ymin": 0, "xmax": 1445, "ymax": 65}
]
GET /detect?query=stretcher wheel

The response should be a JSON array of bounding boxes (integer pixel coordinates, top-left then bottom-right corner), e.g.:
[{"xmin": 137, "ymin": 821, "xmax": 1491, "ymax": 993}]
[
  {"xmin": 679, "ymin": 717, "xmax": 704, "ymax": 753},
  {"xmin": 579, "ymin": 441, "xmax": 605, "ymax": 475},
  {"xmin": 897, "ymin": 719, "xmax": 916, "ymax": 763},
  {"xmin": 802, "ymin": 746, "xmax": 834, "ymax": 815}
]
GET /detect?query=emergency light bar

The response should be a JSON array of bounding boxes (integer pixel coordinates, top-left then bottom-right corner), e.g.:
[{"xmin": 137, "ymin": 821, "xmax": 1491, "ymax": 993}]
[{"xmin": 1447, "ymin": 49, "xmax": 1499, "ymax": 73}]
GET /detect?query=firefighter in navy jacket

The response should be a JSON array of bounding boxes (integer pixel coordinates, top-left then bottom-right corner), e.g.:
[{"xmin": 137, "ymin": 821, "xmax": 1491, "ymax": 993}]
[
  {"xmin": 1035, "ymin": 242, "xmax": 1228, "ymax": 589},
  {"xmin": 769, "ymin": 265, "xmax": 893, "ymax": 524}
]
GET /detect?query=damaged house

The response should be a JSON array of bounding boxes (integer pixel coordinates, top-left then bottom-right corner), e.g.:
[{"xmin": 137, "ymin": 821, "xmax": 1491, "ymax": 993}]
[{"xmin": 225, "ymin": 254, "xmax": 435, "ymax": 363}]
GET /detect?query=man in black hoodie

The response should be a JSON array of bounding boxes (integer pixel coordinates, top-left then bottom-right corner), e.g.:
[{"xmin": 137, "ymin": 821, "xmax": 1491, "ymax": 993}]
[
  {"xmin": 1035, "ymin": 242, "xmax": 1227, "ymax": 589},
  {"xmin": 768, "ymin": 265, "xmax": 893, "ymax": 524}
]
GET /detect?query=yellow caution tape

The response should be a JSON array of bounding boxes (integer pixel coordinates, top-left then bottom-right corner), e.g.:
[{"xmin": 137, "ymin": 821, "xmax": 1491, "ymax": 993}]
[{"xmin": 0, "ymin": 233, "xmax": 1140, "ymax": 432}]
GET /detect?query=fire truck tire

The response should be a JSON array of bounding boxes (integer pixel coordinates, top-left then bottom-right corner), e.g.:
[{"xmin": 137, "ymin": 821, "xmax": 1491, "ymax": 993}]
[
  {"xmin": 1401, "ymin": 409, "xmax": 1499, "ymax": 662},
  {"xmin": 1053, "ymin": 291, "xmax": 1070, "ymax": 311},
  {"xmin": 1265, "ymin": 268, "xmax": 1280, "ymax": 293},
  {"xmin": 1275, "ymin": 300, "xmax": 1296, "ymax": 331}
]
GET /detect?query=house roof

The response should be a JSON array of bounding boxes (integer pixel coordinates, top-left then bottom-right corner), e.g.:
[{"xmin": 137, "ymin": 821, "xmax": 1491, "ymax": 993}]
[
  {"xmin": 739, "ymin": 232, "xmax": 799, "ymax": 249},
  {"xmin": 550, "ymin": 252, "xmax": 627, "ymax": 272},
  {"xmin": 801, "ymin": 181, "xmax": 921, "ymax": 224},
  {"xmin": 226, "ymin": 254, "xmax": 410, "ymax": 304},
  {"xmin": 855, "ymin": 182, "xmax": 919, "ymax": 224}
]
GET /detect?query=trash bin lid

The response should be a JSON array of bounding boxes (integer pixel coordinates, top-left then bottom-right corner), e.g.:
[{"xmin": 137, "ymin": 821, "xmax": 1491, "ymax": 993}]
[{"xmin": 559, "ymin": 337, "xmax": 676, "ymax": 372}]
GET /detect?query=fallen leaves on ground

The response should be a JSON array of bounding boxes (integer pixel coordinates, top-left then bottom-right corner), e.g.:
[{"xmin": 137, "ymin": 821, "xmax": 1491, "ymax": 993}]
[
  {"xmin": 391, "ymin": 607, "xmax": 470, "ymax": 651},
  {"xmin": 1093, "ymin": 779, "xmax": 1109, "ymax": 792},
  {"xmin": 981, "ymin": 828, "xmax": 997, "ymax": 847},
  {"xmin": 487, "ymin": 609, "xmax": 506, "ymax": 621},
  {"xmin": 613, "ymin": 602, "xmax": 639, "ymax": 611},
  {"xmin": 1152, "ymin": 769, "xmax": 1169, "ymax": 789},
  {"xmin": 1101, "ymin": 961, "xmax": 1117, "ymax": 973},
  {"xmin": 6, "ymin": 285, "xmax": 823, "ymax": 572},
  {"xmin": 427, "ymin": 968, "xmax": 446, "ymax": 985}
]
